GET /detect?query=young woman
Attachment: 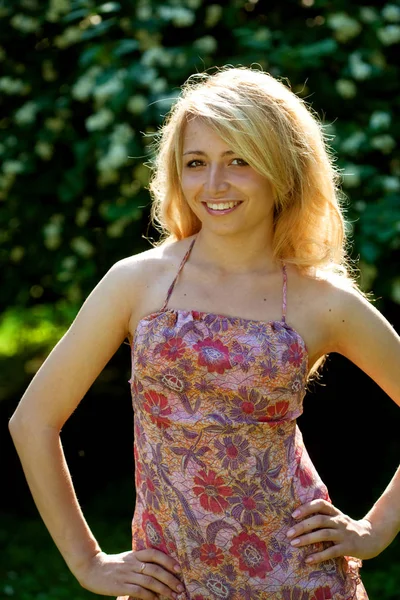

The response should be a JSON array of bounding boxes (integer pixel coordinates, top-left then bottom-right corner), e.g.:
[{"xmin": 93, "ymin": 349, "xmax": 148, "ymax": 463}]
[{"xmin": 9, "ymin": 66, "xmax": 400, "ymax": 600}]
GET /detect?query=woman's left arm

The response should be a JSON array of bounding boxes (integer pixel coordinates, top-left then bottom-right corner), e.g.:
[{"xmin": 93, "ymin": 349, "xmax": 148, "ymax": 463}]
[{"xmin": 287, "ymin": 285, "xmax": 400, "ymax": 563}]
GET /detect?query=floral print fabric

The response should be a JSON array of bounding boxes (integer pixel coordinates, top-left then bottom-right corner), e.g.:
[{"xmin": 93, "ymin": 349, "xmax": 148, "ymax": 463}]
[{"xmin": 119, "ymin": 241, "xmax": 368, "ymax": 600}]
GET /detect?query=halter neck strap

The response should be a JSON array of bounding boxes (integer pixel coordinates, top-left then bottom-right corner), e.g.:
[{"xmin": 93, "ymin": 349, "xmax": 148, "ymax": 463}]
[
  {"xmin": 161, "ymin": 236, "xmax": 287, "ymax": 323},
  {"xmin": 282, "ymin": 263, "xmax": 287, "ymax": 323},
  {"xmin": 160, "ymin": 237, "xmax": 197, "ymax": 311}
]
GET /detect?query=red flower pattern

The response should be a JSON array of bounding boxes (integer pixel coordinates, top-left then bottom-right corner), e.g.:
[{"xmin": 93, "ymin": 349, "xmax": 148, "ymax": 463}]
[
  {"xmin": 193, "ymin": 337, "xmax": 231, "ymax": 374},
  {"xmin": 298, "ymin": 464, "xmax": 314, "ymax": 487},
  {"xmin": 160, "ymin": 337, "xmax": 186, "ymax": 360},
  {"xmin": 199, "ymin": 543, "xmax": 224, "ymax": 566},
  {"xmin": 193, "ymin": 469, "xmax": 232, "ymax": 513},
  {"xmin": 229, "ymin": 531, "xmax": 273, "ymax": 578},
  {"xmin": 143, "ymin": 390, "xmax": 172, "ymax": 429},
  {"xmin": 285, "ymin": 342, "xmax": 304, "ymax": 366},
  {"xmin": 141, "ymin": 510, "xmax": 167, "ymax": 552},
  {"xmin": 295, "ymin": 447, "xmax": 315, "ymax": 487},
  {"xmin": 259, "ymin": 400, "xmax": 290, "ymax": 423},
  {"xmin": 311, "ymin": 587, "xmax": 333, "ymax": 600}
]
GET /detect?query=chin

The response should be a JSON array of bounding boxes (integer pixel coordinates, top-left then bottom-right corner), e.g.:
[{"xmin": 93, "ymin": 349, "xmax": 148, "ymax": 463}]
[{"xmin": 202, "ymin": 223, "xmax": 247, "ymax": 237}]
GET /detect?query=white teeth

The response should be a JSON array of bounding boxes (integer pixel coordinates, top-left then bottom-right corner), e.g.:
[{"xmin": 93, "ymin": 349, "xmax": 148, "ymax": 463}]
[{"xmin": 206, "ymin": 201, "xmax": 240, "ymax": 210}]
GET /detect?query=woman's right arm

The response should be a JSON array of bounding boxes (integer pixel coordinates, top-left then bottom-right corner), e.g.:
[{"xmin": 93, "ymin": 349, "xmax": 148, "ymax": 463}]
[{"xmin": 8, "ymin": 260, "xmax": 183, "ymax": 600}]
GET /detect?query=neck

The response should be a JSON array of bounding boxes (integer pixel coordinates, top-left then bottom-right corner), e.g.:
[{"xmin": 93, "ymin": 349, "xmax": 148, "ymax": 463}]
[{"xmin": 192, "ymin": 227, "xmax": 279, "ymax": 275}]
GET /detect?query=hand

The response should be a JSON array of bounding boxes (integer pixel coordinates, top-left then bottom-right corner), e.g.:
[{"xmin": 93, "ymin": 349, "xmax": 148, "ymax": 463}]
[
  {"xmin": 76, "ymin": 549, "xmax": 184, "ymax": 599},
  {"xmin": 286, "ymin": 499, "xmax": 385, "ymax": 565}
]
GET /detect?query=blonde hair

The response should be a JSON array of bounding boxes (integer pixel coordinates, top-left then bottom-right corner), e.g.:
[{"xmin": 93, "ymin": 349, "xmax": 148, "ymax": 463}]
[{"xmin": 147, "ymin": 65, "xmax": 365, "ymax": 377}]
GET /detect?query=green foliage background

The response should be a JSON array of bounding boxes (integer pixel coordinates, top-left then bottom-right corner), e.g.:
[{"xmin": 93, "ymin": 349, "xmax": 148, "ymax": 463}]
[
  {"xmin": 1, "ymin": 0, "xmax": 400, "ymax": 370},
  {"xmin": 1, "ymin": 0, "xmax": 400, "ymax": 598}
]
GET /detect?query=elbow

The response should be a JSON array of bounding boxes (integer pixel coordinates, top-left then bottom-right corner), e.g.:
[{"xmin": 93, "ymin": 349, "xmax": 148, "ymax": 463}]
[
  {"xmin": 9, "ymin": 400, "xmax": 63, "ymax": 446},
  {"xmin": 9, "ymin": 410, "xmax": 59, "ymax": 444},
  {"xmin": 9, "ymin": 412, "xmax": 19, "ymax": 436},
  {"xmin": 8, "ymin": 411, "xmax": 27, "ymax": 443}
]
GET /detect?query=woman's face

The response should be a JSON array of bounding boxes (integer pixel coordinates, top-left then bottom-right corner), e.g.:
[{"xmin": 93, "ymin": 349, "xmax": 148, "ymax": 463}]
[{"xmin": 180, "ymin": 118, "xmax": 275, "ymax": 237}]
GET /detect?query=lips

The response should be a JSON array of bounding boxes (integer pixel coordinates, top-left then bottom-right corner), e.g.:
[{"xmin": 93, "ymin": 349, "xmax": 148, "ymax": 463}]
[{"xmin": 202, "ymin": 200, "xmax": 243, "ymax": 216}]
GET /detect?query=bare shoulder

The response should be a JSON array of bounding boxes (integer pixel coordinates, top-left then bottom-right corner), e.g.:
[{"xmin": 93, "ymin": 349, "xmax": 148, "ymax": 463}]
[
  {"xmin": 323, "ymin": 277, "xmax": 400, "ymax": 404},
  {"xmin": 318, "ymin": 274, "xmax": 398, "ymax": 357},
  {"xmin": 116, "ymin": 237, "xmax": 196, "ymax": 341},
  {"xmin": 113, "ymin": 237, "xmax": 191, "ymax": 288},
  {"xmin": 292, "ymin": 268, "xmax": 400, "ymax": 401},
  {"xmin": 282, "ymin": 265, "xmax": 345, "ymax": 367},
  {"xmin": 282, "ymin": 266, "xmax": 383, "ymax": 367},
  {"xmin": 9, "ymin": 239, "xmax": 195, "ymax": 432},
  {"xmin": 290, "ymin": 268, "xmax": 376, "ymax": 343}
]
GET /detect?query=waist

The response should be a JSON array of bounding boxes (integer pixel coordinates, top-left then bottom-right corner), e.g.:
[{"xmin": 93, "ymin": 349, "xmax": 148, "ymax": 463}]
[{"xmin": 134, "ymin": 413, "xmax": 299, "ymax": 482}]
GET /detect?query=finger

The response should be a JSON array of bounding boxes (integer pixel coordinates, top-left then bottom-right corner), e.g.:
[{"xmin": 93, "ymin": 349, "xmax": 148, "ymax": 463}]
[
  {"xmin": 287, "ymin": 514, "xmax": 335, "ymax": 538},
  {"xmin": 122, "ymin": 583, "xmax": 159, "ymax": 599},
  {"xmin": 305, "ymin": 544, "xmax": 346, "ymax": 565},
  {"xmin": 134, "ymin": 565, "xmax": 184, "ymax": 596},
  {"xmin": 292, "ymin": 499, "xmax": 338, "ymax": 519},
  {"xmin": 290, "ymin": 528, "xmax": 340, "ymax": 548},
  {"xmin": 132, "ymin": 573, "xmax": 180, "ymax": 598},
  {"xmin": 135, "ymin": 548, "xmax": 181, "ymax": 574}
]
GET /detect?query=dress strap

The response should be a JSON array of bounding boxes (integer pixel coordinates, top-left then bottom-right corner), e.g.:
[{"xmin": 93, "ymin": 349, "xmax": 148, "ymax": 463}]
[
  {"xmin": 160, "ymin": 237, "xmax": 197, "ymax": 311},
  {"xmin": 282, "ymin": 263, "xmax": 287, "ymax": 323}
]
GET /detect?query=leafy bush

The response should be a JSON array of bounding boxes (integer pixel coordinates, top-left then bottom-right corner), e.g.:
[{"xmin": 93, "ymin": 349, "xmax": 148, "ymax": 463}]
[{"xmin": 1, "ymin": 0, "xmax": 399, "ymax": 330}]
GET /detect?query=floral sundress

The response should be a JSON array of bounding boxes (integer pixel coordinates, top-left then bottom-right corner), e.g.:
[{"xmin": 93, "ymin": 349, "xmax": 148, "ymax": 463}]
[{"xmin": 119, "ymin": 237, "xmax": 368, "ymax": 600}]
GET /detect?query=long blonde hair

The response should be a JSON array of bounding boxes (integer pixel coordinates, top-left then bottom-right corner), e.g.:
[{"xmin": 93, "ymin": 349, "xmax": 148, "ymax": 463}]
[{"xmin": 147, "ymin": 65, "xmax": 364, "ymax": 376}]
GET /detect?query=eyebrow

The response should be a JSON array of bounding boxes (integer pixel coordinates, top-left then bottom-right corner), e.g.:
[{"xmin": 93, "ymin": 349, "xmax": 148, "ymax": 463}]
[{"xmin": 183, "ymin": 150, "xmax": 235, "ymax": 157}]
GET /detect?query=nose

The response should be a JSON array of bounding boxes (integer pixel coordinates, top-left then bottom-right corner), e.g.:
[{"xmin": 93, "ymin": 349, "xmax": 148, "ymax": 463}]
[{"xmin": 204, "ymin": 163, "xmax": 229, "ymax": 196}]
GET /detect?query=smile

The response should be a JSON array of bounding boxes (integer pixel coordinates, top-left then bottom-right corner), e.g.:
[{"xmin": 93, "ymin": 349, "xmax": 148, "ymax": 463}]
[{"xmin": 203, "ymin": 201, "xmax": 243, "ymax": 215}]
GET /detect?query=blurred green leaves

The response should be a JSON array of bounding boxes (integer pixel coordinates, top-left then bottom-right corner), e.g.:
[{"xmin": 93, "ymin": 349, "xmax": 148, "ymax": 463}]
[{"xmin": 0, "ymin": 0, "xmax": 399, "ymax": 362}]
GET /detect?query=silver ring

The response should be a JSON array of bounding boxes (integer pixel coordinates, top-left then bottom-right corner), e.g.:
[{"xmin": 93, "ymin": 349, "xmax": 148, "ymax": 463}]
[{"xmin": 140, "ymin": 562, "xmax": 146, "ymax": 573}]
